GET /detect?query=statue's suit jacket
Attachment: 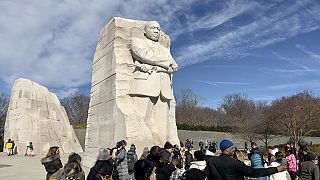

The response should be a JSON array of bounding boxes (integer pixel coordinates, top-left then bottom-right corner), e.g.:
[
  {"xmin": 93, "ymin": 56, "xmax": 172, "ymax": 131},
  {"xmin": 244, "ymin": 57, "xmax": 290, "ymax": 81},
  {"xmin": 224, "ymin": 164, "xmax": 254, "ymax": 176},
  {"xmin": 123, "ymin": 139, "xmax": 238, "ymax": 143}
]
[{"xmin": 129, "ymin": 37, "xmax": 176, "ymax": 100}]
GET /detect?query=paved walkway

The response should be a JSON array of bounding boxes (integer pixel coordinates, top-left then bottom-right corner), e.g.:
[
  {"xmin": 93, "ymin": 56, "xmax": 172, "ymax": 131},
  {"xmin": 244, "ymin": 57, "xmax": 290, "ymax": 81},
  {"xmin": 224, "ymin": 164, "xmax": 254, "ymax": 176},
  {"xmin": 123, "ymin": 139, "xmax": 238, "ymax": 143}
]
[{"xmin": 0, "ymin": 152, "xmax": 90, "ymax": 180}]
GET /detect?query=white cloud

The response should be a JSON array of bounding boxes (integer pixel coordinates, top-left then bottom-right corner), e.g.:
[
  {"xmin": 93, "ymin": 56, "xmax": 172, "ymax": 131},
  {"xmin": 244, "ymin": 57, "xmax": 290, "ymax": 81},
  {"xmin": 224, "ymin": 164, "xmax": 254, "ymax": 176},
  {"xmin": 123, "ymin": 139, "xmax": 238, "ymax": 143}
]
[
  {"xmin": 170, "ymin": 0, "xmax": 259, "ymax": 39},
  {"xmin": 267, "ymin": 81, "xmax": 320, "ymax": 90},
  {"xmin": 1, "ymin": 0, "xmax": 319, "ymax": 94},
  {"xmin": 296, "ymin": 44, "xmax": 320, "ymax": 60},
  {"xmin": 272, "ymin": 69, "xmax": 315, "ymax": 73},
  {"xmin": 0, "ymin": 0, "xmax": 196, "ymax": 91},
  {"xmin": 175, "ymin": 0, "xmax": 320, "ymax": 67},
  {"xmin": 252, "ymin": 95, "xmax": 275, "ymax": 101},
  {"xmin": 195, "ymin": 80, "xmax": 250, "ymax": 86},
  {"xmin": 272, "ymin": 52, "xmax": 311, "ymax": 70},
  {"xmin": 52, "ymin": 88, "xmax": 80, "ymax": 99}
]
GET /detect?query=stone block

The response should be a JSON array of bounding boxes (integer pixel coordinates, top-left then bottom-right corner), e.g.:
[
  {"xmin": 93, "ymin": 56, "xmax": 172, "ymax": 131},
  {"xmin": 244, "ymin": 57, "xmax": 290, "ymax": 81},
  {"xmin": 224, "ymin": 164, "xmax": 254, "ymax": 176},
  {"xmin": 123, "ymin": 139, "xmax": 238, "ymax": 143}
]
[{"xmin": 3, "ymin": 78, "xmax": 83, "ymax": 155}]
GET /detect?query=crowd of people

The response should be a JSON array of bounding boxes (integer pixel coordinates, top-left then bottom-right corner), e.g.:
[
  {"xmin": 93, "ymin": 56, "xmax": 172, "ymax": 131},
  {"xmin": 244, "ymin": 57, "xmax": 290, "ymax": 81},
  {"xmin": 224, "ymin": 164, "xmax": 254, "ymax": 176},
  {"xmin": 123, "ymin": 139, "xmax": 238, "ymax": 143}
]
[
  {"xmin": 4, "ymin": 137, "xmax": 319, "ymax": 179},
  {"xmin": 40, "ymin": 139, "xmax": 320, "ymax": 180},
  {"xmin": 247, "ymin": 141, "xmax": 319, "ymax": 180}
]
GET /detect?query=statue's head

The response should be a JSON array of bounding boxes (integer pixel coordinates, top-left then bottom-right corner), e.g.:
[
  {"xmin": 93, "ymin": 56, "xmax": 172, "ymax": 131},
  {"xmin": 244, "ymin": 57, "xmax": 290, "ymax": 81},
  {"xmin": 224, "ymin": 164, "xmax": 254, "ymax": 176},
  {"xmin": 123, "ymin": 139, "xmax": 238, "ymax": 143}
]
[{"xmin": 144, "ymin": 21, "xmax": 160, "ymax": 42}]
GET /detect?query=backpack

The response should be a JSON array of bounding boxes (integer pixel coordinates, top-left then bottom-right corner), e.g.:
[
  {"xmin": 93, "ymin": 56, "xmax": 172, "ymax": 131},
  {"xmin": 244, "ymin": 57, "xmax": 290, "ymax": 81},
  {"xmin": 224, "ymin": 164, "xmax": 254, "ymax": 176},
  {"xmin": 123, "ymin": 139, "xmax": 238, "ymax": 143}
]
[{"xmin": 127, "ymin": 152, "xmax": 136, "ymax": 174}]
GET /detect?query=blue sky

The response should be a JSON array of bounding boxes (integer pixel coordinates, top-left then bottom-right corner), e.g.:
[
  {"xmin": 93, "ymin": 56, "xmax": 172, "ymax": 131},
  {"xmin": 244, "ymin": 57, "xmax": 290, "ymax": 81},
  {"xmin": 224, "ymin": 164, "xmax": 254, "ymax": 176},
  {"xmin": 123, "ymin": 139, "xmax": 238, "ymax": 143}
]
[{"xmin": 0, "ymin": 0, "xmax": 319, "ymax": 108}]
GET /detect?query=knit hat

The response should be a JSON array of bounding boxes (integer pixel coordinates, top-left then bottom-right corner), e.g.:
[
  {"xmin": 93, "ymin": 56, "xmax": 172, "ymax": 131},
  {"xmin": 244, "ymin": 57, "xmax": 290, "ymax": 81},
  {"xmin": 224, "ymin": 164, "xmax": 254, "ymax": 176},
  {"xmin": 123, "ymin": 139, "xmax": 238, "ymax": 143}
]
[
  {"xmin": 306, "ymin": 152, "xmax": 317, "ymax": 161},
  {"xmin": 164, "ymin": 141, "xmax": 173, "ymax": 150},
  {"xmin": 160, "ymin": 150, "xmax": 171, "ymax": 162},
  {"xmin": 130, "ymin": 144, "xmax": 136, "ymax": 152},
  {"xmin": 219, "ymin": 139, "xmax": 234, "ymax": 151},
  {"xmin": 97, "ymin": 148, "xmax": 110, "ymax": 160}
]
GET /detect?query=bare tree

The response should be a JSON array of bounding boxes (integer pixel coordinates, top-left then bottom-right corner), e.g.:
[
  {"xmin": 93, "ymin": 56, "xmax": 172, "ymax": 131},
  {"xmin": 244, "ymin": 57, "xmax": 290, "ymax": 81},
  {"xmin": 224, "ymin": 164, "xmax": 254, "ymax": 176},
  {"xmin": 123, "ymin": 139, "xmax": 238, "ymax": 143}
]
[
  {"xmin": 254, "ymin": 101, "xmax": 277, "ymax": 149},
  {"xmin": 0, "ymin": 92, "xmax": 9, "ymax": 151},
  {"xmin": 175, "ymin": 88, "xmax": 202, "ymax": 125},
  {"xmin": 61, "ymin": 92, "xmax": 90, "ymax": 125},
  {"xmin": 220, "ymin": 93, "xmax": 259, "ymax": 142},
  {"xmin": 175, "ymin": 89, "xmax": 225, "ymax": 127},
  {"xmin": 265, "ymin": 91, "xmax": 320, "ymax": 147}
]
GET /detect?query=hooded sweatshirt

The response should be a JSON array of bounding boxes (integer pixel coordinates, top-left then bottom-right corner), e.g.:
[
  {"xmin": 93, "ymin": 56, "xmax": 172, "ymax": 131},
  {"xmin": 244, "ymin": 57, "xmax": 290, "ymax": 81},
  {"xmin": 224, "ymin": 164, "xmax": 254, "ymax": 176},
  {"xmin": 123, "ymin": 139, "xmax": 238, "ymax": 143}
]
[{"xmin": 189, "ymin": 161, "xmax": 206, "ymax": 170}]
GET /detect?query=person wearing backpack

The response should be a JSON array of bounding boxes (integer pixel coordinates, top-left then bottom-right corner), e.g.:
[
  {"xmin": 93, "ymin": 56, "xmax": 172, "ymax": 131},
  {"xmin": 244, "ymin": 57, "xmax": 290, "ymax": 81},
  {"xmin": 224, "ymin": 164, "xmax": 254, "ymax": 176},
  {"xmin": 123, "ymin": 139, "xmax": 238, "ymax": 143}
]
[
  {"xmin": 127, "ymin": 144, "xmax": 138, "ymax": 179},
  {"xmin": 87, "ymin": 148, "xmax": 115, "ymax": 180}
]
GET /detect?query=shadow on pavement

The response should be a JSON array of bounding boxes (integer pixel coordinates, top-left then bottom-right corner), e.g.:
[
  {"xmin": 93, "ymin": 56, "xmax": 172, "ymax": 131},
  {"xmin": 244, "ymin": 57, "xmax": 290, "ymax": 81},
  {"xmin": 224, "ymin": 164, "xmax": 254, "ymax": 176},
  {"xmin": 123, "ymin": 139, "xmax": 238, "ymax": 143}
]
[{"xmin": 0, "ymin": 164, "xmax": 12, "ymax": 168}]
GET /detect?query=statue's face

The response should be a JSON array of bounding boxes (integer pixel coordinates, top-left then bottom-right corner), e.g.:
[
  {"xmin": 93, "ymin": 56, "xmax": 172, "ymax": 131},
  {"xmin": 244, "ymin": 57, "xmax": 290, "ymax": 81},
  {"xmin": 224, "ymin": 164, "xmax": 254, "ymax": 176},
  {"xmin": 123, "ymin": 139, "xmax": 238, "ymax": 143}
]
[{"xmin": 145, "ymin": 21, "xmax": 160, "ymax": 42}]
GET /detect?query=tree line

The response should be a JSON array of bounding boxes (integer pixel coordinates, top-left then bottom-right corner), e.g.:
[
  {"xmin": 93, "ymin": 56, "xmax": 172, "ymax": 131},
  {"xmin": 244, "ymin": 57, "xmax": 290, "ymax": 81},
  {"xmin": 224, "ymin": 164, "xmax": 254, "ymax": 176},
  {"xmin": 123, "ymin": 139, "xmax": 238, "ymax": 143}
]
[
  {"xmin": 0, "ymin": 89, "xmax": 320, "ymax": 149},
  {"xmin": 175, "ymin": 89, "xmax": 320, "ymax": 148}
]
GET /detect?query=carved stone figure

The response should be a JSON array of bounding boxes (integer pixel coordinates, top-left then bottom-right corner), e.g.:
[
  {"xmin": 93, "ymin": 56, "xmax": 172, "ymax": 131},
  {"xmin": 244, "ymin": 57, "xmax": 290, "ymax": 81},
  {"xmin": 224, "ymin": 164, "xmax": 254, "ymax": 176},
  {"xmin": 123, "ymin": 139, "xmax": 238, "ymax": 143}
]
[
  {"xmin": 129, "ymin": 21, "xmax": 178, "ymax": 144},
  {"xmin": 84, "ymin": 18, "xmax": 179, "ymax": 167},
  {"xmin": 3, "ymin": 78, "xmax": 83, "ymax": 155}
]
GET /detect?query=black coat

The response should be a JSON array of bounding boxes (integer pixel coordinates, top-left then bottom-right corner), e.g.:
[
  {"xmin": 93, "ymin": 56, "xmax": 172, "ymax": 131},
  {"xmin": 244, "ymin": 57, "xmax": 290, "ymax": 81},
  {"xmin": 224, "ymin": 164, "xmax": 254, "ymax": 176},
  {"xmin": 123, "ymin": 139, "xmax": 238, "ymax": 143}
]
[
  {"xmin": 155, "ymin": 162, "xmax": 176, "ymax": 180},
  {"xmin": 147, "ymin": 154, "xmax": 176, "ymax": 180},
  {"xmin": 205, "ymin": 154, "xmax": 278, "ymax": 180},
  {"xmin": 41, "ymin": 155, "xmax": 63, "ymax": 174},
  {"xmin": 185, "ymin": 152, "xmax": 193, "ymax": 169},
  {"xmin": 87, "ymin": 160, "xmax": 115, "ymax": 180}
]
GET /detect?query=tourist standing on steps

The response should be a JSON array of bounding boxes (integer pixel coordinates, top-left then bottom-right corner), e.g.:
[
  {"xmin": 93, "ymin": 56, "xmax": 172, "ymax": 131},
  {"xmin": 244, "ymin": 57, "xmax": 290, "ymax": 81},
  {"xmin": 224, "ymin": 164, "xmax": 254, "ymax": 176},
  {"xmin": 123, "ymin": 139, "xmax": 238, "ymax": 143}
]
[{"xmin": 41, "ymin": 146, "xmax": 63, "ymax": 180}]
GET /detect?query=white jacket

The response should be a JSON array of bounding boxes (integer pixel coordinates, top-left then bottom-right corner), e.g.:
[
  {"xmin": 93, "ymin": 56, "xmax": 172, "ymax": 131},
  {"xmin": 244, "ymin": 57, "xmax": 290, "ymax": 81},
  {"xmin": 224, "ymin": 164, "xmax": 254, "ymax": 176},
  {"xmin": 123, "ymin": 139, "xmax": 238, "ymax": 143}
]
[
  {"xmin": 264, "ymin": 162, "xmax": 290, "ymax": 180},
  {"xmin": 189, "ymin": 161, "xmax": 206, "ymax": 171}
]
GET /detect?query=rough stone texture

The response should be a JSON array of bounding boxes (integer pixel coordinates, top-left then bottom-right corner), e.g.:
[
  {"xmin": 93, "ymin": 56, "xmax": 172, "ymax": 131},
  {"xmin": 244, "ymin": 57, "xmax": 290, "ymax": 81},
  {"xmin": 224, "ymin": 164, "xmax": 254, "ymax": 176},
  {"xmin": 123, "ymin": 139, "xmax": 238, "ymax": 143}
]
[
  {"xmin": 3, "ymin": 78, "xmax": 83, "ymax": 155},
  {"xmin": 84, "ymin": 17, "xmax": 179, "ymax": 167}
]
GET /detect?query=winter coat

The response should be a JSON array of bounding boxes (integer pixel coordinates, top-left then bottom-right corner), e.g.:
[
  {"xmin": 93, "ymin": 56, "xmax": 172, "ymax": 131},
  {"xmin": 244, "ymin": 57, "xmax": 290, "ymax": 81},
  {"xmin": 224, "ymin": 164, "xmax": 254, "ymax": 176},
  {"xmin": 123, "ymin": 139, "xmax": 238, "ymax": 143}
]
[
  {"xmin": 264, "ymin": 161, "xmax": 290, "ymax": 180},
  {"xmin": 205, "ymin": 150, "xmax": 215, "ymax": 157},
  {"xmin": 249, "ymin": 148, "xmax": 264, "ymax": 167},
  {"xmin": 49, "ymin": 165, "xmax": 85, "ymax": 180},
  {"xmin": 185, "ymin": 151, "xmax": 193, "ymax": 169},
  {"xmin": 298, "ymin": 161, "xmax": 320, "ymax": 180},
  {"xmin": 156, "ymin": 161, "xmax": 176, "ymax": 180},
  {"xmin": 116, "ymin": 148, "xmax": 129, "ymax": 180},
  {"xmin": 250, "ymin": 148, "xmax": 267, "ymax": 180},
  {"xmin": 286, "ymin": 154, "xmax": 297, "ymax": 172},
  {"xmin": 87, "ymin": 160, "xmax": 115, "ymax": 180},
  {"xmin": 251, "ymin": 154, "xmax": 267, "ymax": 180},
  {"xmin": 41, "ymin": 154, "xmax": 63, "ymax": 180},
  {"xmin": 205, "ymin": 153, "xmax": 278, "ymax": 180},
  {"xmin": 127, "ymin": 150, "xmax": 138, "ymax": 174},
  {"xmin": 190, "ymin": 160, "xmax": 206, "ymax": 171},
  {"xmin": 146, "ymin": 153, "xmax": 175, "ymax": 180}
]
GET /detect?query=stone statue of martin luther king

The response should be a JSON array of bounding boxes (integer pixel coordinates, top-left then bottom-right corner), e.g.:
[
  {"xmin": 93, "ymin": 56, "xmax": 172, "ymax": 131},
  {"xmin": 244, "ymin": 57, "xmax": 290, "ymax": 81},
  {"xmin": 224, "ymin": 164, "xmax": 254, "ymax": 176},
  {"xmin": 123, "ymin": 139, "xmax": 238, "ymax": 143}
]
[{"xmin": 129, "ymin": 21, "xmax": 179, "ymax": 145}]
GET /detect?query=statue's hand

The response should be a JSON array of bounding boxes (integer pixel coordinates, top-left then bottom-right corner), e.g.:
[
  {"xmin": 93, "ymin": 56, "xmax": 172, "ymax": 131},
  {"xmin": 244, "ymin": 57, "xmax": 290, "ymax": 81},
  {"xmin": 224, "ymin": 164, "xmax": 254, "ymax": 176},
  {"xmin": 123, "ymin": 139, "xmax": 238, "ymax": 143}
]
[
  {"xmin": 140, "ymin": 64, "xmax": 149, "ymax": 73},
  {"xmin": 167, "ymin": 67, "xmax": 174, "ymax": 73},
  {"xmin": 170, "ymin": 62, "xmax": 178, "ymax": 72}
]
